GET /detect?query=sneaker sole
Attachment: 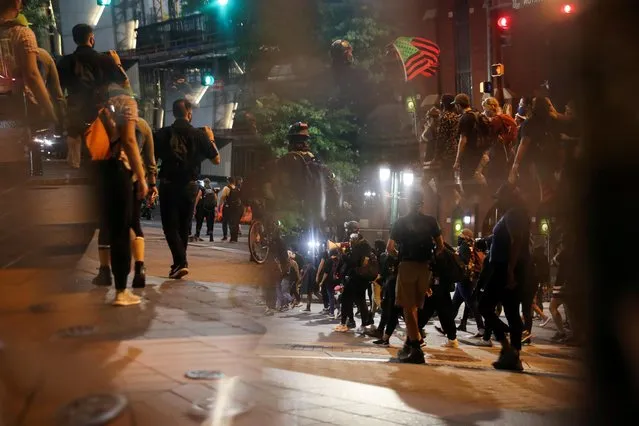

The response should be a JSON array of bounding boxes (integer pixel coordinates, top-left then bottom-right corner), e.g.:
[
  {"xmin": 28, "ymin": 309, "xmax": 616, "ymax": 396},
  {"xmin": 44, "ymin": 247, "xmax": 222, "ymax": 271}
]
[
  {"xmin": 113, "ymin": 300, "xmax": 141, "ymax": 307},
  {"xmin": 170, "ymin": 269, "xmax": 189, "ymax": 279}
]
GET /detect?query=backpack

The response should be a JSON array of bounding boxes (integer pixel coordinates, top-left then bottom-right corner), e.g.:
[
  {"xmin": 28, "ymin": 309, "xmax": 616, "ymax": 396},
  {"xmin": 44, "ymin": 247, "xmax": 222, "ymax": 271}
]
[
  {"xmin": 434, "ymin": 243, "xmax": 466, "ymax": 284},
  {"xmin": 355, "ymin": 245, "xmax": 380, "ymax": 282},
  {"xmin": 472, "ymin": 111, "xmax": 493, "ymax": 150},
  {"xmin": 226, "ymin": 186, "xmax": 242, "ymax": 209},
  {"xmin": 201, "ymin": 188, "xmax": 217, "ymax": 212}
]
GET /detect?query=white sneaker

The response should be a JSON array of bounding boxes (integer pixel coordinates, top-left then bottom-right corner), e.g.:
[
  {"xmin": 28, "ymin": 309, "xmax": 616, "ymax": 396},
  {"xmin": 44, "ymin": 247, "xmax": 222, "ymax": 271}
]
[
  {"xmin": 441, "ymin": 339, "xmax": 459, "ymax": 348},
  {"xmin": 113, "ymin": 289, "xmax": 141, "ymax": 306},
  {"xmin": 474, "ymin": 339, "xmax": 493, "ymax": 347}
]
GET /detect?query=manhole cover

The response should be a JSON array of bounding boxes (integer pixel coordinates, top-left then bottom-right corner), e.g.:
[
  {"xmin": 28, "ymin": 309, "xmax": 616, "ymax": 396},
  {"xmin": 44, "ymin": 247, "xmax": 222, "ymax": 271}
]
[
  {"xmin": 185, "ymin": 370, "xmax": 224, "ymax": 380},
  {"xmin": 55, "ymin": 325, "xmax": 97, "ymax": 338},
  {"xmin": 190, "ymin": 395, "xmax": 253, "ymax": 420},
  {"xmin": 57, "ymin": 393, "xmax": 127, "ymax": 426}
]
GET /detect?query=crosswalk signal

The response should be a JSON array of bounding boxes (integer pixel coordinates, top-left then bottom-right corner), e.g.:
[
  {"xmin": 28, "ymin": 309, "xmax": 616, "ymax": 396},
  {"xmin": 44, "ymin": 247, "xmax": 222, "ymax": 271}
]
[
  {"xmin": 480, "ymin": 81, "xmax": 493, "ymax": 94},
  {"xmin": 491, "ymin": 64, "xmax": 504, "ymax": 77},
  {"xmin": 97, "ymin": 0, "xmax": 112, "ymax": 5}
]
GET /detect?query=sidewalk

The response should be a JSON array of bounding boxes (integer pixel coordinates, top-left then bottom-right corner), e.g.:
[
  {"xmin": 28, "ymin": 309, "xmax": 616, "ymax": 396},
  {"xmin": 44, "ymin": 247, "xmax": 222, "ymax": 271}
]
[{"xmin": 29, "ymin": 160, "xmax": 90, "ymax": 186}]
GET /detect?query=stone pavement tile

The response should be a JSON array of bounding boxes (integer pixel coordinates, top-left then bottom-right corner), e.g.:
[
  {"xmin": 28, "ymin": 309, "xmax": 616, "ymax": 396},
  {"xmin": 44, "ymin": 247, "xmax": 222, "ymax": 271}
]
[
  {"xmin": 294, "ymin": 407, "xmax": 393, "ymax": 426},
  {"xmin": 376, "ymin": 409, "xmax": 447, "ymax": 425}
]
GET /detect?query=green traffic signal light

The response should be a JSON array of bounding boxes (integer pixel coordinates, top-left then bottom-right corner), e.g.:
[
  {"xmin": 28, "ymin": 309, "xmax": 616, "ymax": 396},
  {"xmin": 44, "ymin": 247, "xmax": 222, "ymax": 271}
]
[
  {"xmin": 202, "ymin": 74, "xmax": 215, "ymax": 86},
  {"xmin": 217, "ymin": 0, "xmax": 229, "ymax": 6},
  {"xmin": 97, "ymin": 0, "xmax": 112, "ymax": 6}
]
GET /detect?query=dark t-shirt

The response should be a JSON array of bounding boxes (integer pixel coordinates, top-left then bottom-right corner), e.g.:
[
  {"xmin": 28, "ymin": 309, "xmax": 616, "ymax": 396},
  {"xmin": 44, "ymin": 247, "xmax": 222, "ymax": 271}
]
[
  {"xmin": 323, "ymin": 256, "xmax": 341, "ymax": 285},
  {"xmin": 344, "ymin": 237, "xmax": 371, "ymax": 275},
  {"xmin": 489, "ymin": 207, "xmax": 531, "ymax": 264},
  {"xmin": 459, "ymin": 111, "xmax": 480, "ymax": 153},
  {"xmin": 154, "ymin": 119, "xmax": 219, "ymax": 184},
  {"xmin": 390, "ymin": 211, "xmax": 442, "ymax": 262}
]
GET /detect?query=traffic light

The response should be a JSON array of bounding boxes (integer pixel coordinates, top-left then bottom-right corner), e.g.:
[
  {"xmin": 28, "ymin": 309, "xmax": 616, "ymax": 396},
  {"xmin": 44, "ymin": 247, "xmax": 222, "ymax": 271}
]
[
  {"xmin": 561, "ymin": 4, "xmax": 575, "ymax": 14},
  {"xmin": 480, "ymin": 81, "xmax": 493, "ymax": 94},
  {"xmin": 496, "ymin": 16, "xmax": 510, "ymax": 31},
  {"xmin": 491, "ymin": 63, "xmax": 504, "ymax": 77},
  {"xmin": 201, "ymin": 73, "xmax": 215, "ymax": 86},
  {"xmin": 97, "ymin": 0, "xmax": 112, "ymax": 5},
  {"xmin": 217, "ymin": 0, "xmax": 229, "ymax": 6},
  {"xmin": 405, "ymin": 96, "xmax": 416, "ymax": 113},
  {"xmin": 496, "ymin": 15, "xmax": 512, "ymax": 46}
]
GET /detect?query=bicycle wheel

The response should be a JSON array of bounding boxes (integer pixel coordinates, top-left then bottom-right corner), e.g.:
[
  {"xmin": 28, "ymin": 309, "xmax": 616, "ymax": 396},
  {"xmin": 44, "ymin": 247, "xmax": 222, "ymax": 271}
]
[{"xmin": 249, "ymin": 220, "xmax": 269, "ymax": 264}]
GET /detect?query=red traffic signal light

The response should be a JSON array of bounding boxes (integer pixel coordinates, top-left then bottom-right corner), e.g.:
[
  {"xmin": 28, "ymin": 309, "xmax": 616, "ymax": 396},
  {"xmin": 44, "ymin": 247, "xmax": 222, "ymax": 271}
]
[
  {"xmin": 497, "ymin": 16, "xmax": 510, "ymax": 31},
  {"xmin": 562, "ymin": 4, "xmax": 575, "ymax": 14}
]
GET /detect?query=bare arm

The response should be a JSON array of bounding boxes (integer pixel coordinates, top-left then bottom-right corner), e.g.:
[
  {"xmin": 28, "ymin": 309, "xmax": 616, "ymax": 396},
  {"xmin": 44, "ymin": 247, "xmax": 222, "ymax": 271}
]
[
  {"xmin": 454, "ymin": 135, "xmax": 467, "ymax": 168},
  {"xmin": 203, "ymin": 127, "xmax": 221, "ymax": 165},
  {"xmin": 315, "ymin": 258, "xmax": 326, "ymax": 284},
  {"xmin": 386, "ymin": 239, "xmax": 398, "ymax": 257},
  {"xmin": 509, "ymin": 136, "xmax": 531, "ymax": 183},
  {"xmin": 22, "ymin": 52, "xmax": 56, "ymax": 123},
  {"xmin": 120, "ymin": 120, "xmax": 147, "ymax": 198},
  {"xmin": 139, "ymin": 120, "xmax": 157, "ymax": 186}
]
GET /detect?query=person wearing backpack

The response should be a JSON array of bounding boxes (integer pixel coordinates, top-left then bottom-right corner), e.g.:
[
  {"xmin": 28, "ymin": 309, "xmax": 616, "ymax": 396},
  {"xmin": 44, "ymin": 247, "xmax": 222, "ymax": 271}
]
[
  {"xmin": 193, "ymin": 178, "xmax": 216, "ymax": 241},
  {"xmin": 57, "ymin": 24, "xmax": 126, "ymax": 169},
  {"xmin": 153, "ymin": 99, "xmax": 220, "ymax": 279},
  {"xmin": 483, "ymin": 96, "xmax": 518, "ymax": 181},
  {"xmin": 218, "ymin": 176, "xmax": 242, "ymax": 243},
  {"xmin": 452, "ymin": 93, "xmax": 492, "ymax": 188}
]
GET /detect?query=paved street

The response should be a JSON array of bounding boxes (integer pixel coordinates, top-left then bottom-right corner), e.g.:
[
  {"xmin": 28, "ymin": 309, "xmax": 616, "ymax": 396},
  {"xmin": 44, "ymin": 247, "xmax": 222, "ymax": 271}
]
[{"xmin": 0, "ymin": 184, "xmax": 583, "ymax": 425}]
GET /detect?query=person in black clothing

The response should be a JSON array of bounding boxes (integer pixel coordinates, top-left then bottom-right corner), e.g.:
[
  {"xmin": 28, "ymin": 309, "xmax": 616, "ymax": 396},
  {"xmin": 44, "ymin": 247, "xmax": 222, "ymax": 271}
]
[
  {"xmin": 451, "ymin": 229, "xmax": 482, "ymax": 332},
  {"xmin": 370, "ymin": 252, "xmax": 401, "ymax": 346},
  {"xmin": 387, "ymin": 190, "xmax": 444, "ymax": 364},
  {"xmin": 479, "ymin": 182, "xmax": 530, "ymax": 371},
  {"xmin": 318, "ymin": 248, "xmax": 341, "ymax": 317},
  {"xmin": 452, "ymin": 93, "xmax": 486, "ymax": 186},
  {"xmin": 57, "ymin": 24, "xmax": 127, "ymax": 162},
  {"xmin": 335, "ymin": 223, "xmax": 373, "ymax": 332},
  {"xmin": 154, "ymin": 99, "xmax": 220, "ymax": 279}
]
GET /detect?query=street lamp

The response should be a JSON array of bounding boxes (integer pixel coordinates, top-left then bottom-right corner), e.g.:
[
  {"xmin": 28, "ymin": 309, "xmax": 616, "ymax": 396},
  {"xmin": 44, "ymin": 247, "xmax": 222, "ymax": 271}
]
[
  {"xmin": 463, "ymin": 215, "xmax": 471, "ymax": 225},
  {"xmin": 379, "ymin": 167, "xmax": 391, "ymax": 182},
  {"xmin": 403, "ymin": 171, "xmax": 414, "ymax": 187}
]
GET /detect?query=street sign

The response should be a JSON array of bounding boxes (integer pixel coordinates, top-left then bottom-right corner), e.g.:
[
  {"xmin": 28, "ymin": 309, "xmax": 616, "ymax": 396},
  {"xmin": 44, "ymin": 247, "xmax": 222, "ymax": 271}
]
[{"xmin": 512, "ymin": 0, "xmax": 544, "ymax": 10}]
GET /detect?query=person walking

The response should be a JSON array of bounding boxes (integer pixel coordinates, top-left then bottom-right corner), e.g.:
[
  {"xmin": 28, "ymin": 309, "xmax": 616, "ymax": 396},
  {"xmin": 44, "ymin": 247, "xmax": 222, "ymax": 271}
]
[
  {"xmin": 479, "ymin": 182, "xmax": 531, "ymax": 371},
  {"xmin": 387, "ymin": 190, "xmax": 444, "ymax": 364},
  {"xmin": 153, "ymin": 99, "xmax": 220, "ymax": 279}
]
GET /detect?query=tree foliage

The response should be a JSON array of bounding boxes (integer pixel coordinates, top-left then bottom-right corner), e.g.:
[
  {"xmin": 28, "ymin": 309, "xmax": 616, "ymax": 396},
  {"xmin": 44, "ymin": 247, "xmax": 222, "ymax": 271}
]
[
  {"xmin": 23, "ymin": 1, "xmax": 52, "ymax": 40},
  {"xmin": 250, "ymin": 94, "xmax": 359, "ymax": 183},
  {"xmin": 319, "ymin": 4, "xmax": 392, "ymax": 83}
]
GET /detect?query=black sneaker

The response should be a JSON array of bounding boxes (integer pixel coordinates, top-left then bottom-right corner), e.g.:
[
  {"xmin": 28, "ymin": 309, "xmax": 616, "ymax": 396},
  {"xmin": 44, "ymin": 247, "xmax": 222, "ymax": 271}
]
[
  {"xmin": 221, "ymin": 236, "xmax": 228, "ymax": 241},
  {"xmin": 366, "ymin": 328, "xmax": 383, "ymax": 339},
  {"xmin": 303, "ymin": 306, "xmax": 311, "ymax": 312},
  {"xmin": 347, "ymin": 320, "xmax": 356, "ymax": 329},
  {"xmin": 492, "ymin": 349, "xmax": 524, "ymax": 372},
  {"xmin": 434, "ymin": 325, "xmax": 446, "ymax": 336},
  {"xmin": 169, "ymin": 264, "xmax": 189, "ymax": 279},
  {"xmin": 92, "ymin": 266, "xmax": 112, "ymax": 286},
  {"xmin": 397, "ymin": 343, "xmax": 411, "ymax": 360},
  {"xmin": 373, "ymin": 338, "xmax": 389, "ymax": 347},
  {"xmin": 132, "ymin": 273, "xmax": 146, "ymax": 288},
  {"xmin": 419, "ymin": 329, "xmax": 427, "ymax": 339},
  {"xmin": 457, "ymin": 324, "xmax": 467, "ymax": 333},
  {"xmin": 399, "ymin": 347, "xmax": 425, "ymax": 364}
]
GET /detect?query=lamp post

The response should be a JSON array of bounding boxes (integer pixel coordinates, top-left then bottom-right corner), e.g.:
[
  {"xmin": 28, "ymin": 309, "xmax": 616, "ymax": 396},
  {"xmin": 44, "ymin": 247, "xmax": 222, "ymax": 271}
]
[{"xmin": 380, "ymin": 167, "xmax": 414, "ymax": 225}]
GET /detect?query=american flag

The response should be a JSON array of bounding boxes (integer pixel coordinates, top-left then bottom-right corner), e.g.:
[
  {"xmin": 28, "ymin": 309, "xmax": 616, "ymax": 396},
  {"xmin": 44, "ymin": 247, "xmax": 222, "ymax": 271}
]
[{"xmin": 392, "ymin": 37, "xmax": 440, "ymax": 81}]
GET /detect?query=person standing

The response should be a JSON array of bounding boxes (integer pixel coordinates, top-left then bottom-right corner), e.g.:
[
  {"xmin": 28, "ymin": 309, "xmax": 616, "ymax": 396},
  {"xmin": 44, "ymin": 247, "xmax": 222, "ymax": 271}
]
[
  {"xmin": 387, "ymin": 190, "xmax": 444, "ymax": 364},
  {"xmin": 218, "ymin": 177, "xmax": 242, "ymax": 243},
  {"xmin": 193, "ymin": 178, "xmax": 216, "ymax": 241},
  {"xmin": 154, "ymin": 99, "xmax": 220, "ymax": 279},
  {"xmin": 479, "ymin": 183, "xmax": 531, "ymax": 371}
]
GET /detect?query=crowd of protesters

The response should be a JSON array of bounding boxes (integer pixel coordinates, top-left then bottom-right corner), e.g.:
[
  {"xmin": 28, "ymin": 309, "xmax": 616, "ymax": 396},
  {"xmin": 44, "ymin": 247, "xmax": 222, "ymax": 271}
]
[{"xmin": 262, "ymin": 89, "xmax": 580, "ymax": 371}]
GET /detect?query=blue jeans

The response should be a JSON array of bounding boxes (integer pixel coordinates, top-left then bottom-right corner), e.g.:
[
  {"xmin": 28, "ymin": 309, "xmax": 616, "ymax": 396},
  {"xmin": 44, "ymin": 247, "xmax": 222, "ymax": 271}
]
[{"xmin": 276, "ymin": 278, "xmax": 293, "ymax": 309}]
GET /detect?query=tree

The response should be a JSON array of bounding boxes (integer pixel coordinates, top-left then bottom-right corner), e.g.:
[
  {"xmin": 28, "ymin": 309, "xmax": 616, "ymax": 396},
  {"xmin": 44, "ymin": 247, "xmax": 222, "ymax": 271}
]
[
  {"xmin": 250, "ymin": 94, "xmax": 359, "ymax": 183},
  {"xmin": 22, "ymin": 1, "xmax": 53, "ymax": 48}
]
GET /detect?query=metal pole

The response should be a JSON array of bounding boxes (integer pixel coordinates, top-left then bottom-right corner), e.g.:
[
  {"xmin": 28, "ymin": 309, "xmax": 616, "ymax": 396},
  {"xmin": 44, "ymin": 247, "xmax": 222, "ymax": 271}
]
[{"xmin": 486, "ymin": 0, "xmax": 492, "ymax": 79}]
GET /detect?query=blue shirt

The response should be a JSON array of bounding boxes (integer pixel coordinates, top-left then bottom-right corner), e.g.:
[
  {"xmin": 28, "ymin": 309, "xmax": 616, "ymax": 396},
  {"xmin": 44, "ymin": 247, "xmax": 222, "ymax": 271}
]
[{"xmin": 489, "ymin": 207, "xmax": 530, "ymax": 264}]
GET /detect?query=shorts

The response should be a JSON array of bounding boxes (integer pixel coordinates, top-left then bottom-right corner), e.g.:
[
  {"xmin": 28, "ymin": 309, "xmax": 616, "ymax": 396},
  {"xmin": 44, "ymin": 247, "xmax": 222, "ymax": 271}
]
[{"xmin": 395, "ymin": 261, "xmax": 432, "ymax": 309}]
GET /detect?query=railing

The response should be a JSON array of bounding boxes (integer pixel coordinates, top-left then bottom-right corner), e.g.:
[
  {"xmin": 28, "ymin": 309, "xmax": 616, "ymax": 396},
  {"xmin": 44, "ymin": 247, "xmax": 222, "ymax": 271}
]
[{"xmin": 123, "ymin": 14, "xmax": 235, "ymax": 59}]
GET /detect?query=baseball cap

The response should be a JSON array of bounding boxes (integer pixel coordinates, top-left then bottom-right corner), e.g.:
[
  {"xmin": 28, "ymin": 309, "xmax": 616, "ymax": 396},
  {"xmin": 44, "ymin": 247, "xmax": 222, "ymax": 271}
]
[{"xmin": 452, "ymin": 94, "xmax": 471, "ymax": 108}]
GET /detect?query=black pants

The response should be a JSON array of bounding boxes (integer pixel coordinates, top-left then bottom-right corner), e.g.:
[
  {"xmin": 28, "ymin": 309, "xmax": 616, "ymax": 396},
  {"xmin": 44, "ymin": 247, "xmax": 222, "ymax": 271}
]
[
  {"xmin": 227, "ymin": 206, "xmax": 242, "ymax": 242},
  {"xmin": 479, "ymin": 262, "xmax": 523, "ymax": 351},
  {"xmin": 160, "ymin": 180, "xmax": 198, "ymax": 268},
  {"xmin": 378, "ymin": 276, "xmax": 401, "ymax": 337},
  {"xmin": 341, "ymin": 277, "xmax": 369, "ymax": 326},
  {"xmin": 222, "ymin": 206, "xmax": 229, "ymax": 238},
  {"xmin": 98, "ymin": 180, "xmax": 144, "ymax": 251},
  {"xmin": 419, "ymin": 281, "xmax": 457, "ymax": 341},
  {"xmin": 195, "ymin": 207, "xmax": 214, "ymax": 238},
  {"xmin": 522, "ymin": 265, "xmax": 537, "ymax": 334},
  {"xmin": 98, "ymin": 160, "xmax": 133, "ymax": 290}
]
